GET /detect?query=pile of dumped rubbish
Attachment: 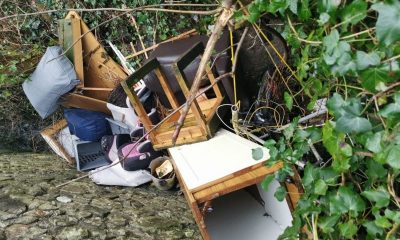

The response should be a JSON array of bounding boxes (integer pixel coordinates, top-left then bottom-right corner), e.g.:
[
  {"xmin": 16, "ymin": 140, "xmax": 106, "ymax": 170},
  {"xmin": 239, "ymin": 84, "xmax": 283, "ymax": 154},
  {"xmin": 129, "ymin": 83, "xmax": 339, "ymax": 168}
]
[{"xmin": 22, "ymin": 11, "xmax": 326, "ymax": 240}]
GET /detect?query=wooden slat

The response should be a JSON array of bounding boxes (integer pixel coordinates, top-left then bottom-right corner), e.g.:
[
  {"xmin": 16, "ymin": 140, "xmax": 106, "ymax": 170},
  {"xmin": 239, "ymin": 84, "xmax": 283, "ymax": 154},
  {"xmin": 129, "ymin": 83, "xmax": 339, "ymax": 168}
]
[
  {"xmin": 154, "ymin": 68, "xmax": 179, "ymax": 109},
  {"xmin": 121, "ymin": 81, "xmax": 157, "ymax": 143},
  {"xmin": 170, "ymin": 154, "xmax": 211, "ymax": 240},
  {"xmin": 41, "ymin": 119, "xmax": 75, "ymax": 165},
  {"xmin": 176, "ymin": 42, "xmax": 205, "ymax": 70},
  {"xmin": 62, "ymin": 93, "xmax": 111, "ymax": 115},
  {"xmin": 124, "ymin": 58, "xmax": 159, "ymax": 87},
  {"xmin": 172, "ymin": 63, "xmax": 207, "ymax": 136},
  {"xmin": 192, "ymin": 162, "xmax": 283, "ymax": 203},
  {"xmin": 205, "ymin": 64, "xmax": 222, "ymax": 98},
  {"xmin": 66, "ymin": 11, "xmax": 127, "ymax": 89},
  {"xmin": 60, "ymin": 18, "xmax": 84, "ymax": 88}
]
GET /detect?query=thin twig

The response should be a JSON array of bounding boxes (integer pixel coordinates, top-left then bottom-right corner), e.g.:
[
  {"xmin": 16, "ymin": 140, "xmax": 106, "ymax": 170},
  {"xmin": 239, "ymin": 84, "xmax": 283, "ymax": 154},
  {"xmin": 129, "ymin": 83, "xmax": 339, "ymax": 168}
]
[
  {"xmin": 55, "ymin": 72, "xmax": 232, "ymax": 188},
  {"xmin": 130, "ymin": 16, "xmax": 148, "ymax": 59},
  {"xmin": 232, "ymin": 26, "xmax": 249, "ymax": 74},
  {"xmin": 0, "ymin": 4, "xmax": 220, "ymax": 21},
  {"xmin": 172, "ymin": 1, "xmax": 233, "ymax": 144},
  {"xmin": 287, "ymin": 16, "xmax": 322, "ymax": 45}
]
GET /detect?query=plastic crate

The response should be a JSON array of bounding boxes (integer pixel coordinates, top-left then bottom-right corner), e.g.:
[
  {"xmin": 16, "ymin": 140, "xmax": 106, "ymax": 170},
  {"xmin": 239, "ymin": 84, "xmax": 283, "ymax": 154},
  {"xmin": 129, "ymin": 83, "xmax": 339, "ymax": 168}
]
[{"xmin": 74, "ymin": 140, "xmax": 110, "ymax": 171}]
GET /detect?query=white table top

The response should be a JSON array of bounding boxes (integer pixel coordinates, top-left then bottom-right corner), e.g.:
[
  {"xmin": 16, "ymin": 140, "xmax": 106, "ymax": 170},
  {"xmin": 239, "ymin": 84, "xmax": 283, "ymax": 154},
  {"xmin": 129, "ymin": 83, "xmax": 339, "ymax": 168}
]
[{"xmin": 169, "ymin": 129, "xmax": 270, "ymax": 191}]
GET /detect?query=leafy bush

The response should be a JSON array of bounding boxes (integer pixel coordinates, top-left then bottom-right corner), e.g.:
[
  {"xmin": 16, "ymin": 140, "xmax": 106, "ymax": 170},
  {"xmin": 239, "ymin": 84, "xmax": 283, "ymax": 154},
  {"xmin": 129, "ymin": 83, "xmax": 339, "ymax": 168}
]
[{"xmin": 246, "ymin": 0, "xmax": 400, "ymax": 239}]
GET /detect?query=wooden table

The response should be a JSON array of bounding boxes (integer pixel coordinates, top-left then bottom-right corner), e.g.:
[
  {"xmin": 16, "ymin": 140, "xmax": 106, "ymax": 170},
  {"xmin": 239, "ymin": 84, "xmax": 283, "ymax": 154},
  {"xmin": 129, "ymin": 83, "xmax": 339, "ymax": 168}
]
[{"xmin": 169, "ymin": 130, "xmax": 298, "ymax": 240}]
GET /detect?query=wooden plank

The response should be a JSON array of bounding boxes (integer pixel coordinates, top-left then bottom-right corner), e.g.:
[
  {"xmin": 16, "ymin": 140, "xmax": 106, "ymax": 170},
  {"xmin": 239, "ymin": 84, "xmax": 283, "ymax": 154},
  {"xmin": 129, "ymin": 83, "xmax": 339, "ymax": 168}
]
[
  {"xmin": 192, "ymin": 162, "xmax": 283, "ymax": 204},
  {"xmin": 65, "ymin": 11, "xmax": 127, "ymax": 89},
  {"xmin": 81, "ymin": 90, "xmax": 110, "ymax": 102},
  {"xmin": 172, "ymin": 64, "xmax": 207, "ymax": 136},
  {"xmin": 205, "ymin": 64, "xmax": 222, "ymax": 98},
  {"xmin": 59, "ymin": 18, "xmax": 84, "ymax": 88},
  {"xmin": 121, "ymin": 81, "xmax": 157, "ymax": 142},
  {"xmin": 124, "ymin": 58, "xmax": 159, "ymax": 87},
  {"xmin": 61, "ymin": 93, "xmax": 111, "ymax": 115},
  {"xmin": 41, "ymin": 119, "xmax": 75, "ymax": 165},
  {"xmin": 154, "ymin": 135, "xmax": 208, "ymax": 151},
  {"xmin": 126, "ymin": 29, "xmax": 198, "ymax": 60},
  {"xmin": 170, "ymin": 154, "xmax": 211, "ymax": 240},
  {"xmin": 154, "ymin": 68, "xmax": 179, "ymax": 109},
  {"xmin": 176, "ymin": 42, "xmax": 205, "ymax": 70}
]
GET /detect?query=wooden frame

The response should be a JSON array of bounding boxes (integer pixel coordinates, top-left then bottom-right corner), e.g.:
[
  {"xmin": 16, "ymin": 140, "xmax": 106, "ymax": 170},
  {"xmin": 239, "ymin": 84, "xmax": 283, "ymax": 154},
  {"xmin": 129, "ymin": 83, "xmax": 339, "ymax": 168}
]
[
  {"xmin": 60, "ymin": 11, "xmax": 128, "ymax": 113},
  {"xmin": 168, "ymin": 129, "xmax": 302, "ymax": 240},
  {"xmin": 122, "ymin": 42, "xmax": 225, "ymax": 150},
  {"xmin": 59, "ymin": 17, "xmax": 84, "ymax": 87},
  {"xmin": 40, "ymin": 119, "xmax": 75, "ymax": 165},
  {"xmin": 171, "ymin": 155, "xmax": 290, "ymax": 239}
]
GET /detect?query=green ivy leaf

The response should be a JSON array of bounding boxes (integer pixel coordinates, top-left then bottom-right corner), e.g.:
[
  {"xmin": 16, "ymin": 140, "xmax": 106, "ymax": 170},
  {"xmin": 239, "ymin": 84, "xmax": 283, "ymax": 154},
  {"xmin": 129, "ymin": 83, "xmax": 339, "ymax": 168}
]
[
  {"xmin": 318, "ymin": 13, "xmax": 330, "ymax": 25},
  {"xmin": 252, "ymin": 147, "xmax": 264, "ymax": 161},
  {"xmin": 327, "ymin": 93, "xmax": 346, "ymax": 118},
  {"xmin": 385, "ymin": 209, "xmax": 400, "ymax": 223},
  {"xmin": 365, "ymin": 131, "xmax": 383, "ymax": 153},
  {"xmin": 323, "ymin": 121, "xmax": 351, "ymax": 172},
  {"xmin": 356, "ymin": 51, "xmax": 381, "ymax": 71},
  {"xmin": 283, "ymin": 120, "xmax": 297, "ymax": 139},
  {"xmin": 319, "ymin": 0, "xmax": 340, "ymax": 13},
  {"xmin": 261, "ymin": 174, "xmax": 275, "ymax": 191},
  {"xmin": 314, "ymin": 179, "xmax": 328, "ymax": 195},
  {"xmin": 380, "ymin": 93, "xmax": 400, "ymax": 117},
  {"xmin": 386, "ymin": 145, "xmax": 400, "ymax": 169},
  {"xmin": 339, "ymin": 220, "xmax": 358, "ymax": 239},
  {"xmin": 266, "ymin": 0, "xmax": 289, "ymax": 13},
  {"xmin": 340, "ymin": 0, "xmax": 367, "ymax": 27},
  {"xmin": 363, "ymin": 221, "xmax": 384, "ymax": 237},
  {"xmin": 284, "ymin": 91, "xmax": 293, "ymax": 111},
  {"xmin": 360, "ymin": 68, "xmax": 389, "ymax": 92},
  {"xmin": 323, "ymin": 29, "xmax": 339, "ymax": 54},
  {"xmin": 332, "ymin": 52, "xmax": 356, "ymax": 76},
  {"xmin": 263, "ymin": 139, "xmax": 276, "ymax": 148},
  {"xmin": 298, "ymin": 0, "xmax": 311, "ymax": 20},
  {"xmin": 302, "ymin": 163, "xmax": 317, "ymax": 187},
  {"xmin": 366, "ymin": 159, "xmax": 387, "ymax": 182},
  {"xmin": 274, "ymin": 186, "xmax": 287, "ymax": 201},
  {"xmin": 330, "ymin": 186, "xmax": 366, "ymax": 216},
  {"xmin": 372, "ymin": 1, "xmax": 400, "ymax": 46},
  {"xmin": 320, "ymin": 167, "xmax": 340, "ymax": 184},
  {"xmin": 362, "ymin": 187, "xmax": 391, "ymax": 208},
  {"xmin": 319, "ymin": 214, "xmax": 340, "ymax": 233},
  {"xmin": 336, "ymin": 116, "xmax": 372, "ymax": 133},
  {"xmin": 375, "ymin": 216, "xmax": 392, "ymax": 229},
  {"xmin": 288, "ymin": 0, "xmax": 298, "ymax": 14}
]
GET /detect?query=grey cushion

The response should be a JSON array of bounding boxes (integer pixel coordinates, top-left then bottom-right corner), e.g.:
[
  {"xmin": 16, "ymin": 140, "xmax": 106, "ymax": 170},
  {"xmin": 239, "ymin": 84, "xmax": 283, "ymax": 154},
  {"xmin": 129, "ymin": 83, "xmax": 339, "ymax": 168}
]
[{"xmin": 23, "ymin": 46, "xmax": 80, "ymax": 119}]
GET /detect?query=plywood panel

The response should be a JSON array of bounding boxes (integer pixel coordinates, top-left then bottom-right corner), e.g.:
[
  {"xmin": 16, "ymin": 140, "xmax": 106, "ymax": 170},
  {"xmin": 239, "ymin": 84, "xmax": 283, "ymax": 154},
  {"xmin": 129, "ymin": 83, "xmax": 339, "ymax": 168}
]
[
  {"xmin": 169, "ymin": 129, "xmax": 270, "ymax": 191},
  {"xmin": 66, "ymin": 11, "xmax": 127, "ymax": 88}
]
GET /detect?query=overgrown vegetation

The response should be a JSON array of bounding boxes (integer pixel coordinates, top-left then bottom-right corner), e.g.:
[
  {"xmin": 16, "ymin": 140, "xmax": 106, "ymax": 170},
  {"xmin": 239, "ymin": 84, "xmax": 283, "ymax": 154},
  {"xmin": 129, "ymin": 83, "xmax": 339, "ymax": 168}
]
[
  {"xmin": 1, "ymin": 0, "xmax": 399, "ymax": 239},
  {"xmin": 245, "ymin": 0, "xmax": 400, "ymax": 239}
]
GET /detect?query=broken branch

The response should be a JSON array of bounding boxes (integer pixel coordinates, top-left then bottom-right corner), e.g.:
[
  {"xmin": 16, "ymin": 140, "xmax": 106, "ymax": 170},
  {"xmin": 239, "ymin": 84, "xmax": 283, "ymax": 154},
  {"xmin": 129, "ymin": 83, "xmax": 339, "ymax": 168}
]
[{"xmin": 172, "ymin": 1, "xmax": 233, "ymax": 144}]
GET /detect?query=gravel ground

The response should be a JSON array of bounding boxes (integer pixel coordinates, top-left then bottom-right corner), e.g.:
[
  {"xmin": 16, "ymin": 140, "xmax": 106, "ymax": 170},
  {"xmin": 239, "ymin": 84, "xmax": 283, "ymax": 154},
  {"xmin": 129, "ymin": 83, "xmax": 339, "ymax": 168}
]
[{"xmin": 0, "ymin": 153, "xmax": 201, "ymax": 240}]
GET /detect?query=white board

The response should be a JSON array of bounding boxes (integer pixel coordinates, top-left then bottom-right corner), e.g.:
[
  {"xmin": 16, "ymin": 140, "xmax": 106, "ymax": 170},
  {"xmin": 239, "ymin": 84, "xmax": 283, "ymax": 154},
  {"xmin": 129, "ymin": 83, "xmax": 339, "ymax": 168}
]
[{"xmin": 169, "ymin": 129, "xmax": 270, "ymax": 190}]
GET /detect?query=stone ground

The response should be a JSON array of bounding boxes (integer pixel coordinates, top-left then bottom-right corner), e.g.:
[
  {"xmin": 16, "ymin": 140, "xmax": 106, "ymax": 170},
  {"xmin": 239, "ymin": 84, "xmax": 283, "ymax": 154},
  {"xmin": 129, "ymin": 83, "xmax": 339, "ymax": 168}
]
[{"xmin": 0, "ymin": 153, "xmax": 201, "ymax": 240}]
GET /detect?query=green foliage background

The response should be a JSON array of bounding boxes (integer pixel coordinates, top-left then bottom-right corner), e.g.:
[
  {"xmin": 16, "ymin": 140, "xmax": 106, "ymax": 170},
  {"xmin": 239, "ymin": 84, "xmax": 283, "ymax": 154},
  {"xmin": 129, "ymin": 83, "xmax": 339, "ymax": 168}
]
[{"xmin": 246, "ymin": 0, "xmax": 400, "ymax": 239}]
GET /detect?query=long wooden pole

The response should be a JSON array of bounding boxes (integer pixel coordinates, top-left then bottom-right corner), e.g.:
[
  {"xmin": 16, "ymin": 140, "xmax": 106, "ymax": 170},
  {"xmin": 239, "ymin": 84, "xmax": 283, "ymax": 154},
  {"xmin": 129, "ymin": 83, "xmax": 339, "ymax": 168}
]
[{"xmin": 172, "ymin": 0, "xmax": 233, "ymax": 144}]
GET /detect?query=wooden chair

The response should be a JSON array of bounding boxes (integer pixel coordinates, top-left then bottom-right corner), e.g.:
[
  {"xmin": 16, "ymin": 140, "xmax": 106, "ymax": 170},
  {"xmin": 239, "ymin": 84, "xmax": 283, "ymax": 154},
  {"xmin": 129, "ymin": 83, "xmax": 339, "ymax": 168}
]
[{"xmin": 121, "ymin": 42, "xmax": 226, "ymax": 150}]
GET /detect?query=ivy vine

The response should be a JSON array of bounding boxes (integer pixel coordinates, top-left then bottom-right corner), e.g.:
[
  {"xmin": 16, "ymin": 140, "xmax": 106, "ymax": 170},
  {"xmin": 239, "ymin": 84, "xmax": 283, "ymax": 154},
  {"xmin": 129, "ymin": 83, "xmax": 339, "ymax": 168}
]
[{"xmin": 246, "ymin": 0, "xmax": 400, "ymax": 239}]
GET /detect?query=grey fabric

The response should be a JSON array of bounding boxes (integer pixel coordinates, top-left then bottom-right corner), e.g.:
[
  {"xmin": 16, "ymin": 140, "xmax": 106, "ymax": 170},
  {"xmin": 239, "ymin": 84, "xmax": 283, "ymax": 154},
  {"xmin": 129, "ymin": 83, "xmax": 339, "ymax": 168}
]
[{"xmin": 23, "ymin": 46, "xmax": 80, "ymax": 119}]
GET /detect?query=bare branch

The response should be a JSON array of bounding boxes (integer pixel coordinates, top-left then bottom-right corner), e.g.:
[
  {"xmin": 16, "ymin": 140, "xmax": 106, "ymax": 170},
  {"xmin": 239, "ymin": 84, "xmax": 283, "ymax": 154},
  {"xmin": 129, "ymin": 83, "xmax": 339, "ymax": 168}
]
[{"xmin": 0, "ymin": 4, "xmax": 220, "ymax": 21}]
